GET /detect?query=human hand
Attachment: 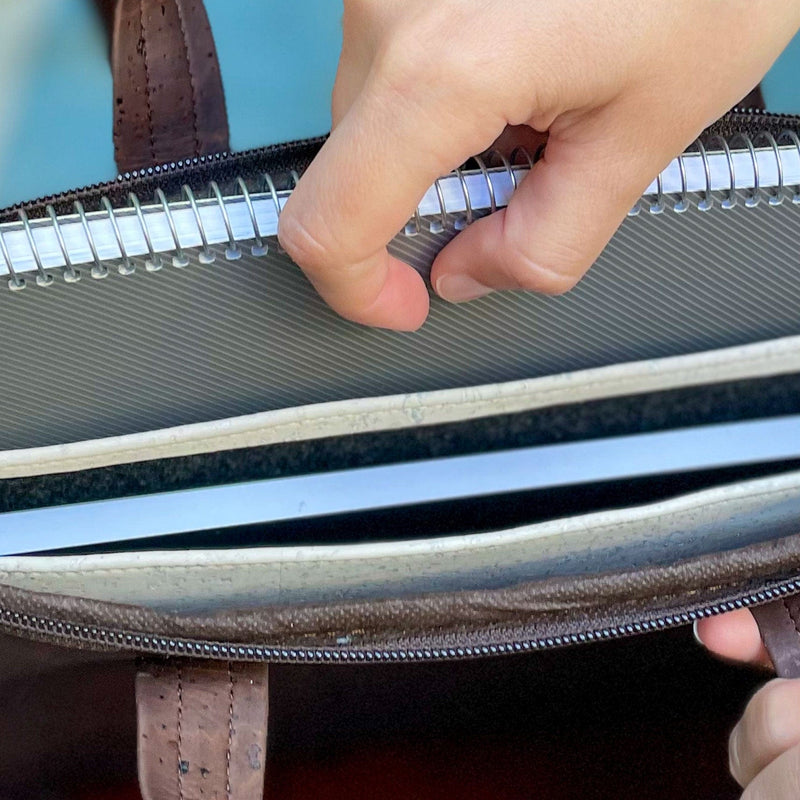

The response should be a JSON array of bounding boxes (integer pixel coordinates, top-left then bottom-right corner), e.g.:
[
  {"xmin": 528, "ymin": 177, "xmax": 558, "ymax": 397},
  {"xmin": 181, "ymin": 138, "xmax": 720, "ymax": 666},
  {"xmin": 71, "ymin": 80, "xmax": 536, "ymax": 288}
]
[
  {"xmin": 725, "ymin": 675, "xmax": 800, "ymax": 798},
  {"xmin": 695, "ymin": 610, "xmax": 771, "ymax": 670},
  {"xmin": 697, "ymin": 611, "xmax": 800, "ymax": 797},
  {"xmin": 278, "ymin": 0, "xmax": 800, "ymax": 330}
]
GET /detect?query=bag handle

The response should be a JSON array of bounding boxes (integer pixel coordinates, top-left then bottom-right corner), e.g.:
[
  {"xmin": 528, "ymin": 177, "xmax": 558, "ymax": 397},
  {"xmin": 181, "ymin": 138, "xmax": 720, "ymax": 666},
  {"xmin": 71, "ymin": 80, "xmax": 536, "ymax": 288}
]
[
  {"xmin": 136, "ymin": 660, "xmax": 269, "ymax": 800},
  {"xmin": 752, "ymin": 597, "xmax": 800, "ymax": 678},
  {"xmin": 97, "ymin": 0, "xmax": 230, "ymax": 173}
]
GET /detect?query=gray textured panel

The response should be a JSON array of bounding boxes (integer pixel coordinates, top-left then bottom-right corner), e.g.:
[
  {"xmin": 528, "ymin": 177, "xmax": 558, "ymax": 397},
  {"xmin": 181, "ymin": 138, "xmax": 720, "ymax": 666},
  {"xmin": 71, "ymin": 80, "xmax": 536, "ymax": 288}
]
[{"xmin": 0, "ymin": 198, "xmax": 799, "ymax": 450}]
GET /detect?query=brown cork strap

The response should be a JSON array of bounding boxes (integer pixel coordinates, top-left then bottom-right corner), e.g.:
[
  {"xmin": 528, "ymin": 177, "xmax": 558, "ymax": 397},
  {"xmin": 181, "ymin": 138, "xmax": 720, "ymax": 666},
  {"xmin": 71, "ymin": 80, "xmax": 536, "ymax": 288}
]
[
  {"xmin": 752, "ymin": 597, "xmax": 800, "ymax": 678},
  {"xmin": 103, "ymin": 0, "xmax": 230, "ymax": 173},
  {"xmin": 136, "ymin": 660, "xmax": 269, "ymax": 800}
]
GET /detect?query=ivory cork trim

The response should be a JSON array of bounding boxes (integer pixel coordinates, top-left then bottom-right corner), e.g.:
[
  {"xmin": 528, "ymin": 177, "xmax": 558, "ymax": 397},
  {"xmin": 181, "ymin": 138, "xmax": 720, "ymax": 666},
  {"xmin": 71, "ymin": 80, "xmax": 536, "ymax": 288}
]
[
  {"xmin": 1, "ymin": 334, "xmax": 799, "ymax": 479},
  {"xmin": 3, "ymin": 467, "xmax": 800, "ymax": 610}
]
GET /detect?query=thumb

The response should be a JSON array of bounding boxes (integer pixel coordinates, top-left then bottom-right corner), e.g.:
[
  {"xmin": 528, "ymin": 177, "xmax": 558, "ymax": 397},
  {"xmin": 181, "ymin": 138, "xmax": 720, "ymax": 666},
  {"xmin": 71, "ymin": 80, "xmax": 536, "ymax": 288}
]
[
  {"xmin": 431, "ymin": 103, "xmax": 676, "ymax": 302},
  {"xmin": 695, "ymin": 610, "xmax": 773, "ymax": 669}
]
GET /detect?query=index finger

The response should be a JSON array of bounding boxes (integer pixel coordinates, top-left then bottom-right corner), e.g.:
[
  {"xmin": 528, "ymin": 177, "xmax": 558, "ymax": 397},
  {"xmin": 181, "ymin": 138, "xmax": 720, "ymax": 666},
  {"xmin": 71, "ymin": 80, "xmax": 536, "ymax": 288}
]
[{"xmin": 278, "ymin": 69, "xmax": 502, "ymax": 330}]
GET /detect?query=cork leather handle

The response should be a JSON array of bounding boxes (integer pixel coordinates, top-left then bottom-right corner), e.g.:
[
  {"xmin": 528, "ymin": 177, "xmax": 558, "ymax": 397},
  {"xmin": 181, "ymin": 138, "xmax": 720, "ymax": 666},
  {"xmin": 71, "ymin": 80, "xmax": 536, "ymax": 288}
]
[
  {"xmin": 136, "ymin": 660, "xmax": 269, "ymax": 800},
  {"xmin": 752, "ymin": 596, "xmax": 800, "ymax": 678},
  {"xmin": 99, "ymin": 3, "xmax": 250, "ymax": 796},
  {"xmin": 100, "ymin": 0, "xmax": 230, "ymax": 173}
]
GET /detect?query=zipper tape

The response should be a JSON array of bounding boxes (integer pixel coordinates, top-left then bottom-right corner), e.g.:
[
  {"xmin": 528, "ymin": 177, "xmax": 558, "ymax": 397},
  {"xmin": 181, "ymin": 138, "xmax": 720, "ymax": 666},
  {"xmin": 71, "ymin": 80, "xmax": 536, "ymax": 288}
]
[
  {"xmin": 0, "ymin": 131, "xmax": 798, "ymax": 288},
  {"xmin": 0, "ymin": 576, "xmax": 798, "ymax": 663}
]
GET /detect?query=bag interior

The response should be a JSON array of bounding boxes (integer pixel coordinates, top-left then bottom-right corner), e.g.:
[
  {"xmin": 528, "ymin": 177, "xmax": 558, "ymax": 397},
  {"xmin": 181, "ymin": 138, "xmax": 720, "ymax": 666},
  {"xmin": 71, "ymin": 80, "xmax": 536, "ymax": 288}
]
[{"xmin": 1, "ymin": 337, "xmax": 800, "ymax": 630}]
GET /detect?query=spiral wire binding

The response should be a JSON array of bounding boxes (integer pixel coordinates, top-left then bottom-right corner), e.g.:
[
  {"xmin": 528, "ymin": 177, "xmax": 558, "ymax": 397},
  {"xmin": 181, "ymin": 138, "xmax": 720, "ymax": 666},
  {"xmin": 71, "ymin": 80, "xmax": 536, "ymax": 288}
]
[
  {"xmin": 510, "ymin": 146, "xmax": 535, "ymax": 169},
  {"xmin": 650, "ymin": 173, "xmax": 666, "ymax": 216},
  {"xmin": 210, "ymin": 180, "xmax": 241, "ymax": 261},
  {"xmin": 263, "ymin": 172, "xmax": 285, "ymax": 253},
  {"xmin": 755, "ymin": 131, "xmax": 784, "ymax": 206},
  {"xmin": 129, "ymin": 191, "xmax": 163, "ymax": 272},
  {"xmin": 75, "ymin": 200, "xmax": 108, "ymax": 279},
  {"xmin": 1, "ymin": 132, "xmax": 799, "ymax": 291},
  {"xmin": 495, "ymin": 151, "xmax": 518, "ymax": 190},
  {"xmin": 156, "ymin": 188, "xmax": 189, "ymax": 268},
  {"xmin": 694, "ymin": 139, "xmax": 713, "ymax": 212},
  {"xmin": 454, "ymin": 167, "xmax": 473, "ymax": 231},
  {"xmin": 236, "ymin": 177, "xmax": 268, "ymax": 257},
  {"xmin": 734, "ymin": 133, "xmax": 761, "ymax": 208},
  {"xmin": 708, "ymin": 135, "xmax": 737, "ymax": 210},
  {"xmin": 474, "ymin": 156, "xmax": 497, "ymax": 214},
  {"xmin": 182, "ymin": 184, "xmax": 215, "ymax": 265},
  {"xmin": 47, "ymin": 204, "xmax": 79, "ymax": 283},
  {"xmin": 674, "ymin": 154, "xmax": 690, "ymax": 214},
  {"xmin": 17, "ymin": 208, "xmax": 53, "ymax": 287},
  {"xmin": 0, "ymin": 226, "xmax": 23, "ymax": 291},
  {"xmin": 101, "ymin": 195, "xmax": 134, "ymax": 275},
  {"xmin": 782, "ymin": 130, "xmax": 800, "ymax": 204}
]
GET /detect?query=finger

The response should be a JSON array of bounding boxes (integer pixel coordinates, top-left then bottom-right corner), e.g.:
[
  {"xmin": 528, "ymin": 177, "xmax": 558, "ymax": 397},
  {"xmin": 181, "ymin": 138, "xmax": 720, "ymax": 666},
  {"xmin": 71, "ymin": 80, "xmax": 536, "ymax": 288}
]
[
  {"xmin": 730, "ymin": 679, "xmax": 800, "ymax": 788},
  {"xmin": 695, "ymin": 611, "xmax": 772, "ymax": 669},
  {"xmin": 331, "ymin": 57, "xmax": 370, "ymax": 130},
  {"xmin": 331, "ymin": 2, "xmax": 387, "ymax": 127},
  {"xmin": 279, "ymin": 62, "xmax": 505, "ymax": 329},
  {"xmin": 430, "ymin": 100, "xmax": 677, "ymax": 302},
  {"xmin": 740, "ymin": 736, "xmax": 800, "ymax": 799}
]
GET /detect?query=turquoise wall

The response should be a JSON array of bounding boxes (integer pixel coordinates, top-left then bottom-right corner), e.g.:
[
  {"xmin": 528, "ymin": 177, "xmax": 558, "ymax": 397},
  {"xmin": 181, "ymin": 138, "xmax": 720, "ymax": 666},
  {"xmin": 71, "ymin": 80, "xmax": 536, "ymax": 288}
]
[
  {"xmin": 763, "ymin": 31, "xmax": 800, "ymax": 113},
  {"xmin": 0, "ymin": 0, "xmax": 342, "ymax": 207}
]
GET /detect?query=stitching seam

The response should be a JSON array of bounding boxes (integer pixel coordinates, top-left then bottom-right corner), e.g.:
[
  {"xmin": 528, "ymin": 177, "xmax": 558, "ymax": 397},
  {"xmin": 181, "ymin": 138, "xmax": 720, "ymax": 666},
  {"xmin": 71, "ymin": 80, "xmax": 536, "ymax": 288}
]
[
  {"xmin": 226, "ymin": 663, "xmax": 234, "ymax": 800},
  {"xmin": 784, "ymin": 597, "xmax": 800, "ymax": 636},
  {"xmin": 177, "ymin": 666, "xmax": 185, "ymax": 800},
  {"xmin": 138, "ymin": 0, "xmax": 157, "ymax": 162},
  {"xmin": 172, "ymin": 0, "xmax": 200, "ymax": 153}
]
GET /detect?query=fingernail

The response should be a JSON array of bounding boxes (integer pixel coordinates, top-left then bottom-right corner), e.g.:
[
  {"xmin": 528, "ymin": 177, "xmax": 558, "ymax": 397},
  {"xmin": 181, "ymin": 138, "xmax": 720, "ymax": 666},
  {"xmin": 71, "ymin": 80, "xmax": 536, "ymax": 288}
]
[
  {"xmin": 435, "ymin": 275, "xmax": 493, "ymax": 303},
  {"xmin": 692, "ymin": 620, "xmax": 705, "ymax": 647}
]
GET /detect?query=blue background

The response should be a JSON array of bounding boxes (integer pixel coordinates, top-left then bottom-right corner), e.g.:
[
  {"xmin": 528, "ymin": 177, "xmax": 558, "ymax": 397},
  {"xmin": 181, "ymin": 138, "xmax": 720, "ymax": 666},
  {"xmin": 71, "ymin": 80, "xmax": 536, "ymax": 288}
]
[
  {"xmin": 0, "ymin": 0, "xmax": 342, "ymax": 207},
  {"xmin": 763, "ymin": 32, "xmax": 800, "ymax": 114},
  {"xmin": 0, "ymin": 2, "xmax": 796, "ymax": 209}
]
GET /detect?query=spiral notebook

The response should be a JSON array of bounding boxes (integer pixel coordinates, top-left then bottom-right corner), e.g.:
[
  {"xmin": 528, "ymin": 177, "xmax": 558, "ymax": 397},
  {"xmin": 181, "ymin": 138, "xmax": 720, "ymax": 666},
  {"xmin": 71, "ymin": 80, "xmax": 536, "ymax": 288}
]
[{"xmin": 1, "ymin": 131, "xmax": 799, "ymax": 450}]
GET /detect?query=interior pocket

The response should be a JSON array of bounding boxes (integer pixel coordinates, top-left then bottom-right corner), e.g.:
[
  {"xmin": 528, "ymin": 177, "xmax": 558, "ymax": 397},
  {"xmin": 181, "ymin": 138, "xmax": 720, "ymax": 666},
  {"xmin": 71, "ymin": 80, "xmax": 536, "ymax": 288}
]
[{"xmin": 2, "ymin": 465, "xmax": 800, "ymax": 614}]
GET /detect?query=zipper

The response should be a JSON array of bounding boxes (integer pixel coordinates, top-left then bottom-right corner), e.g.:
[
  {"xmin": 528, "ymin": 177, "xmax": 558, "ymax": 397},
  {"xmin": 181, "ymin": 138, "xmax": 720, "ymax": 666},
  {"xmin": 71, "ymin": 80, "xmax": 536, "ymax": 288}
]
[
  {"xmin": 0, "ymin": 576, "xmax": 797, "ymax": 663},
  {"xmin": 4, "ymin": 108, "xmax": 800, "ymax": 221},
  {"xmin": 0, "ymin": 135, "xmax": 328, "ymax": 222},
  {"xmin": 703, "ymin": 106, "xmax": 800, "ymax": 138},
  {"xmin": 729, "ymin": 106, "xmax": 800, "ymax": 122}
]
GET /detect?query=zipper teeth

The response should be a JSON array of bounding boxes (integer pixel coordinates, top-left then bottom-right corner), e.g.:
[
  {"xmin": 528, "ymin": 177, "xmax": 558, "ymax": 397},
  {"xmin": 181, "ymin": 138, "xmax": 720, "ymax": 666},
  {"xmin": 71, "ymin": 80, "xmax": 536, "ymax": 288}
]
[
  {"xmin": 1, "ymin": 578, "xmax": 798, "ymax": 664},
  {"xmin": 6, "ymin": 109, "xmax": 799, "ymax": 215},
  {"xmin": 730, "ymin": 106, "xmax": 798, "ymax": 119},
  {"xmin": 6, "ymin": 152, "xmax": 235, "ymax": 214},
  {"xmin": 1, "ymin": 135, "xmax": 328, "ymax": 216}
]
